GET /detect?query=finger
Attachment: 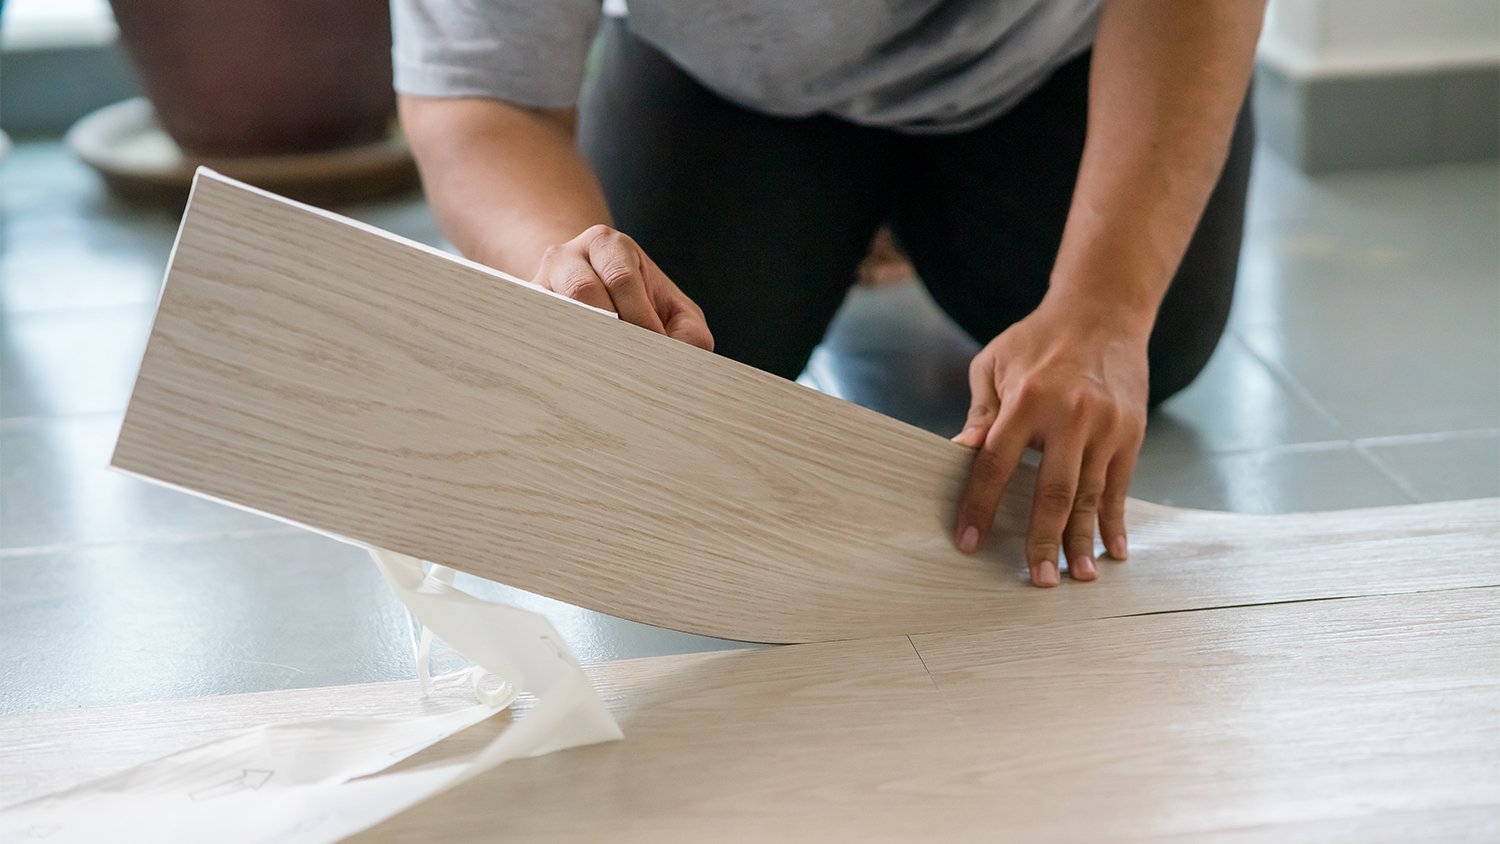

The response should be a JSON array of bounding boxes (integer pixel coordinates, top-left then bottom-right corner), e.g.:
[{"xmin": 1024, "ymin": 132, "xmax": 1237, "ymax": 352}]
[
  {"xmin": 953, "ymin": 361, "xmax": 1000, "ymax": 447},
  {"xmin": 587, "ymin": 231, "xmax": 667, "ymax": 334},
  {"xmin": 1063, "ymin": 454, "xmax": 1109, "ymax": 582},
  {"xmin": 1027, "ymin": 436, "xmax": 1086, "ymax": 588},
  {"xmin": 1099, "ymin": 443, "xmax": 1140, "ymax": 562},
  {"xmin": 953, "ymin": 410, "xmax": 1028, "ymax": 556},
  {"xmin": 536, "ymin": 245, "xmax": 614, "ymax": 313},
  {"xmin": 644, "ymin": 261, "xmax": 714, "ymax": 350},
  {"xmin": 662, "ymin": 302, "xmax": 715, "ymax": 350}
]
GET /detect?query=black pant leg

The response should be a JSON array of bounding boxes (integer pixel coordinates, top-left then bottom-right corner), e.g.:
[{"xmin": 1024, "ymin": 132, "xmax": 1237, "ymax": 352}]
[
  {"xmin": 1151, "ymin": 108, "xmax": 1254, "ymax": 402},
  {"xmin": 577, "ymin": 19, "xmax": 901, "ymax": 380},
  {"xmin": 889, "ymin": 51, "xmax": 1254, "ymax": 406}
]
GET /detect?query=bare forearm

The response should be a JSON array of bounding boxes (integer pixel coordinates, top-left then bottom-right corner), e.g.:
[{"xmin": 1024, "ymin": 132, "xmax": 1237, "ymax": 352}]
[
  {"xmin": 398, "ymin": 94, "xmax": 612, "ymax": 277},
  {"xmin": 1046, "ymin": 0, "xmax": 1265, "ymax": 332}
]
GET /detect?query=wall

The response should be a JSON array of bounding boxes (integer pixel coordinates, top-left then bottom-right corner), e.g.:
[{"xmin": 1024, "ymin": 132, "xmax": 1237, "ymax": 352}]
[
  {"xmin": 0, "ymin": 0, "xmax": 141, "ymax": 137},
  {"xmin": 1256, "ymin": 0, "xmax": 1499, "ymax": 170}
]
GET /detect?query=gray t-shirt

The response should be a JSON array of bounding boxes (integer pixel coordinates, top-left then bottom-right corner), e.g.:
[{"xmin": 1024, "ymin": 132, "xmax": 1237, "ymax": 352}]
[{"xmin": 392, "ymin": 0, "xmax": 1099, "ymax": 134}]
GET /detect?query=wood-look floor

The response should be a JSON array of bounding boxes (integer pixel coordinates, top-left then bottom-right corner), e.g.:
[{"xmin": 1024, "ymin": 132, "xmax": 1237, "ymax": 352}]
[
  {"xmin": 109, "ymin": 173, "xmax": 1500, "ymax": 644},
  {"xmin": 5, "ymin": 589, "xmax": 1497, "ymax": 840},
  {"xmin": 27, "ymin": 171, "xmax": 1490, "ymax": 839}
]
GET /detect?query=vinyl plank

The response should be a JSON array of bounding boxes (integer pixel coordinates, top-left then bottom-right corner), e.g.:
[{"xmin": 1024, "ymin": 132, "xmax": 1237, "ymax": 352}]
[
  {"xmin": 363, "ymin": 591, "xmax": 1500, "ymax": 842},
  {"xmin": 6, "ymin": 590, "xmax": 1495, "ymax": 841},
  {"xmin": 112, "ymin": 173, "xmax": 1019, "ymax": 643},
  {"xmin": 350, "ymin": 637, "xmax": 991, "ymax": 842},
  {"xmin": 909, "ymin": 588, "xmax": 1500, "ymax": 841},
  {"xmin": 111, "ymin": 173, "xmax": 1500, "ymax": 643}
]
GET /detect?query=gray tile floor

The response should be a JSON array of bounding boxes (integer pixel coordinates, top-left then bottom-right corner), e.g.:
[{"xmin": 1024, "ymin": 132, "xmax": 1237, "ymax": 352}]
[{"xmin": 1, "ymin": 142, "xmax": 1496, "ymax": 714}]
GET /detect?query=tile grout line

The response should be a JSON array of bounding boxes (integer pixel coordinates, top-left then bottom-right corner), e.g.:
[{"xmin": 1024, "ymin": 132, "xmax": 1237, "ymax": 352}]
[
  {"xmin": 1220, "ymin": 328, "xmax": 1427, "ymax": 501},
  {"xmin": 1228, "ymin": 328, "xmax": 1353, "ymax": 441},
  {"xmin": 1352, "ymin": 428, "xmax": 1500, "ymax": 448},
  {"xmin": 0, "ymin": 410, "xmax": 127, "ymax": 429},
  {"xmin": 1141, "ymin": 436, "xmax": 1361, "ymax": 461},
  {"xmin": 0, "ymin": 526, "xmax": 308, "ymax": 559},
  {"xmin": 0, "ymin": 301, "xmax": 163, "ymax": 320},
  {"xmin": 1352, "ymin": 440, "xmax": 1425, "ymax": 503},
  {"xmin": 1228, "ymin": 329, "xmax": 1495, "ymax": 503}
]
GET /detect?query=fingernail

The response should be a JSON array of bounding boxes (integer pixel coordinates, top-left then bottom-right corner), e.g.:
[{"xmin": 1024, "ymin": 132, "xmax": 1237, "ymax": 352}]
[
  {"xmin": 952, "ymin": 426, "xmax": 983, "ymax": 446},
  {"xmin": 1110, "ymin": 535, "xmax": 1128, "ymax": 560},
  {"xmin": 1037, "ymin": 560, "xmax": 1060, "ymax": 587},
  {"xmin": 1073, "ymin": 555, "xmax": 1096, "ymax": 580},
  {"xmin": 958, "ymin": 526, "xmax": 980, "ymax": 554}
]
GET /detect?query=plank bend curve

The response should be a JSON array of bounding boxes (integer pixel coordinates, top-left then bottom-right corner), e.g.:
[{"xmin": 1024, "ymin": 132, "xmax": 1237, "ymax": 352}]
[{"xmin": 111, "ymin": 171, "xmax": 1500, "ymax": 644}]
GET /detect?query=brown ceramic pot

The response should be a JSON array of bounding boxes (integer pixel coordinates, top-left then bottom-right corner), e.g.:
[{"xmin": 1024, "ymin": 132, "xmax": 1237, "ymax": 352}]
[{"xmin": 108, "ymin": 0, "xmax": 396, "ymax": 156}]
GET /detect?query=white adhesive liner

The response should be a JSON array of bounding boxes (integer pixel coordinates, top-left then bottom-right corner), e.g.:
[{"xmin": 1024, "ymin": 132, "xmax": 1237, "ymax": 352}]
[{"xmin": 0, "ymin": 549, "xmax": 623, "ymax": 843}]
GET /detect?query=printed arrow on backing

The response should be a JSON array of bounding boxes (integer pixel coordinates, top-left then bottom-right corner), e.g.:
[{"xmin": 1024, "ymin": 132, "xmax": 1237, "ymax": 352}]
[{"xmin": 189, "ymin": 769, "xmax": 274, "ymax": 802}]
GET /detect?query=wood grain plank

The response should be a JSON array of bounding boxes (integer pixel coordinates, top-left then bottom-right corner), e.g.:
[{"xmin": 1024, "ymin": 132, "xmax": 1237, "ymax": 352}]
[
  {"xmin": 357, "ymin": 589, "xmax": 1500, "ymax": 842},
  {"xmin": 110, "ymin": 172, "xmax": 1028, "ymax": 644},
  {"xmin": 911, "ymin": 586, "xmax": 1500, "ymax": 840},
  {"xmin": 10, "ymin": 591, "xmax": 1491, "ymax": 840},
  {"xmin": 110, "ymin": 172, "xmax": 1500, "ymax": 643}
]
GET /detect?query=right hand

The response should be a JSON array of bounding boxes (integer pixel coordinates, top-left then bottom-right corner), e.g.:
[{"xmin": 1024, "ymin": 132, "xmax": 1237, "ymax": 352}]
[{"xmin": 535, "ymin": 225, "xmax": 714, "ymax": 350}]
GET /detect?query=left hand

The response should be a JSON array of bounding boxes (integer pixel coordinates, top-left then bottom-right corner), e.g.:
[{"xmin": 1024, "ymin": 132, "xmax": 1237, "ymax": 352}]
[{"xmin": 951, "ymin": 297, "xmax": 1150, "ymax": 587}]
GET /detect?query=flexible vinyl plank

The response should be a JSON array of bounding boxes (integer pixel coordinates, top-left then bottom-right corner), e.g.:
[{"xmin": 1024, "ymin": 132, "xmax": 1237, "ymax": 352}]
[
  {"xmin": 355, "ymin": 589, "xmax": 1500, "ymax": 842},
  {"xmin": 108, "ymin": 173, "xmax": 1500, "ymax": 643},
  {"xmin": 8, "ymin": 590, "xmax": 1492, "ymax": 840},
  {"xmin": 909, "ymin": 586, "xmax": 1500, "ymax": 841}
]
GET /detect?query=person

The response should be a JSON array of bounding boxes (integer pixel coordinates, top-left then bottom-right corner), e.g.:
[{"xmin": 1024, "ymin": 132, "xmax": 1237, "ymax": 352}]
[{"xmin": 392, "ymin": 1, "xmax": 1264, "ymax": 588}]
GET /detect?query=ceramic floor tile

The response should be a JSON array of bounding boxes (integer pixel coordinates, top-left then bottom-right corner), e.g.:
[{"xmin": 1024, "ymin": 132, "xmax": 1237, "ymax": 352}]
[
  {"xmin": 0, "ymin": 305, "xmax": 156, "ymax": 418},
  {"xmin": 1234, "ymin": 156, "xmax": 1499, "ymax": 443},
  {"xmin": 1233, "ymin": 157, "xmax": 1498, "ymax": 330},
  {"xmin": 0, "ymin": 531, "xmax": 751, "ymax": 713},
  {"xmin": 1239, "ymin": 156, "xmax": 1497, "ymax": 268},
  {"xmin": 1239, "ymin": 309, "xmax": 1500, "ymax": 440},
  {"xmin": 1130, "ymin": 443, "xmax": 1412, "ymax": 514},
  {"xmin": 1144, "ymin": 332, "xmax": 1341, "ymax": 456},
  {"xmin": 0, "ymin": 532, "xmax": 408, "ymax": 713},
  {"xmin": 0, "ymin": 145, "xmax": 180, "ymax": 314},
  {"xmin": 1360, "ymin": 430, "xmax": 1500, "ymax": 503},
  {"xmin": 0, "ymin": 144, "xmax": 440, "ymax": 316},
  {"xmin": 1231, "ymin": 243, "xmax": 1499, "ymax": 334},
  {"xmin": 0, "ymin": 415, "xmax": 280, "ymax": 549},
  {"xmin": 0, "ymin": 219, "xmax": 174, "ymax": 314}
]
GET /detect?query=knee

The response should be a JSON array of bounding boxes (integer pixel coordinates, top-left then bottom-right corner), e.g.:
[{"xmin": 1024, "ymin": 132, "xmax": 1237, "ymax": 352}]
[{"xmin": 1146, "ymin": 316, "xmax": 1231, "ymax": 408}]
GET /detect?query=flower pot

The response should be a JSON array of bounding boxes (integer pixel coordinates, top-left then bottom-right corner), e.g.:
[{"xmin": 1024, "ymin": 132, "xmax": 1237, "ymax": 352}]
[{"xmin": 107, "ymin": 0, "xmax": 395, "ymax": 157}]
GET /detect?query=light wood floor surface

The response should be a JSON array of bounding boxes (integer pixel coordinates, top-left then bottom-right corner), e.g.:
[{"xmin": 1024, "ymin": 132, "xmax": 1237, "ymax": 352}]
[
  {"xmin": 5, "ymin": 589, "xmax": 1496, "ymax": 841},
  {"xmin": 110, "ymin": 173, "xmax": 1500, "ymax": 643},
  {"xmin": 32, "ymin": 173, "xmax": 1491, "ymax": 839}
]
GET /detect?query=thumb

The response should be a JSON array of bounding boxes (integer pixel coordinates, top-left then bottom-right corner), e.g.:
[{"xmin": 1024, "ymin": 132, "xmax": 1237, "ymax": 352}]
[
  {"xmin": 953, "ymin": 362, "xmax": 999, "ymax": 447},
  {"xmin": 664, "ymin": 307, "xmax": 714, "ymax": 351},
  {"xmin": 642, "ymin": 254, "xmax": 715, "ymax": 351}
]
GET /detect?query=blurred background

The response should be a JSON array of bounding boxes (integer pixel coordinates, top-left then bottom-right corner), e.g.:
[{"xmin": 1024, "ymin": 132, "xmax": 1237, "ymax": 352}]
[{"xmin": 0, "ymin": 1, "xmax": 1496, "ymax": 712}]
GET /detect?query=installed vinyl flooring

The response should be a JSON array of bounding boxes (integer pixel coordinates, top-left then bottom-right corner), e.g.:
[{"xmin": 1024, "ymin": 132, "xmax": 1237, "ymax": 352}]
[{"xmin": 1, "ymin": 142, "xmax": 1496, "ymax": 713}]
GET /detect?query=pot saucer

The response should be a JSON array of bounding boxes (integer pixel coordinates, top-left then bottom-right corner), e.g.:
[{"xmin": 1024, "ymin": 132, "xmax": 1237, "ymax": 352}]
[{"xmin": 67, "ymin": 98, "xmax": 419, "ymax": 206}]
